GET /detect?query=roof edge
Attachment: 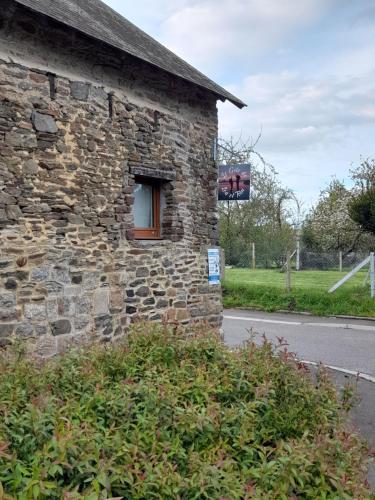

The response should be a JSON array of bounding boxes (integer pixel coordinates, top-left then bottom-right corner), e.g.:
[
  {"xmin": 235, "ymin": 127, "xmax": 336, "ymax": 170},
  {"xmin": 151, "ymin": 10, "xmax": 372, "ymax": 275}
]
[{"xmin": 12, "ymin": 0, "xmax": 246, "ymax": 109}]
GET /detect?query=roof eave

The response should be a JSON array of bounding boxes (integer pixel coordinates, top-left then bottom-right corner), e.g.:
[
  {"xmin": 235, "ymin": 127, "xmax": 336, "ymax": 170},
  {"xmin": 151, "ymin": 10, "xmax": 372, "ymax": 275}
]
[{"xmin": 13, "ymin": 0, "xmax": 246, "ymax": 109}]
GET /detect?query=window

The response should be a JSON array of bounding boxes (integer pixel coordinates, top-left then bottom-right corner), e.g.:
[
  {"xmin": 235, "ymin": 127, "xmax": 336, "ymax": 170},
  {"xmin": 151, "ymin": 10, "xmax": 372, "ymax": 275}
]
[{"xmin": 133, "ymin": 179, "xmax": 161, "ymax": 239}]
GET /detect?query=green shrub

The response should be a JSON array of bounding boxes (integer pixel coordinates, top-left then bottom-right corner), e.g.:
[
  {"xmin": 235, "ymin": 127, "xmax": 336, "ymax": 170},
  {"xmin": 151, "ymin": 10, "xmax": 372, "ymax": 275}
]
[{"xmin": 0, "ymin": 324, "xmax": 372, "ymax": 499}]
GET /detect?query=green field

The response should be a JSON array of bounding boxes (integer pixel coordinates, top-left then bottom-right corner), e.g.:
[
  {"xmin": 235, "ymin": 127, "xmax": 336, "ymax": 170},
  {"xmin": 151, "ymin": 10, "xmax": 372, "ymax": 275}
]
[{"xmin": 223, "ymin": 268, "xmax": 375, "ymax": 317}]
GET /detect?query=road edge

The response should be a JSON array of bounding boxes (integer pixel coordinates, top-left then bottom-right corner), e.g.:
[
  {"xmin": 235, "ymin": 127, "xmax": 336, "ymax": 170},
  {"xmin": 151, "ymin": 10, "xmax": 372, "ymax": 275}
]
[
  {"xmin": 226, "ymin": 306, "xmax": 375, "ymax": 322},
  {"xmin": 301, "ymin": 360, "xmax": 375, "ymax": 384}
]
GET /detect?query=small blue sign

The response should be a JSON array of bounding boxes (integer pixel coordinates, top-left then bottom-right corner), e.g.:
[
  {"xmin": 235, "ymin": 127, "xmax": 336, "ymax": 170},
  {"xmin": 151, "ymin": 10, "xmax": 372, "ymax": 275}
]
[{"xmin": 208, "ymin": 248, "xmax": 220, "ymax": 285}]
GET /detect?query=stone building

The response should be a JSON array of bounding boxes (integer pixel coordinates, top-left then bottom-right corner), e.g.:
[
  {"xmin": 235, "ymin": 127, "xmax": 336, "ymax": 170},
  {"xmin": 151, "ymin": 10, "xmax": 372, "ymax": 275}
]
[{"xmin": 0, "ymin": 0, "xmax": 244, "ymax": 355}]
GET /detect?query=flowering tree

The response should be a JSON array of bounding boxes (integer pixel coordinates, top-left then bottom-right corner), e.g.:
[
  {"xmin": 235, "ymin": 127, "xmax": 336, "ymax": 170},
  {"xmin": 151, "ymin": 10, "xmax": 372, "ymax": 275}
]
[
  {"xmin": 303, "ymin": 160, "xmax": 375, "ymax": 254},
  {"xmin": 303, "ymin": 180, "xmax": 362, "ymax": 253}
]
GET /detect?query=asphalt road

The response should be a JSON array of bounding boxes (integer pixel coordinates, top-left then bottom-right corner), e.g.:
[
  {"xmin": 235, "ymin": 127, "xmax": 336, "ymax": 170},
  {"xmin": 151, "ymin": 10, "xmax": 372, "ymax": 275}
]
[
  {"xmin": 223, "ymin": 309, "xmax": 375, "ymax": 489},
  {"xmin": 223, "ymin": 309, "xmax": 375, "ymax": 378}
]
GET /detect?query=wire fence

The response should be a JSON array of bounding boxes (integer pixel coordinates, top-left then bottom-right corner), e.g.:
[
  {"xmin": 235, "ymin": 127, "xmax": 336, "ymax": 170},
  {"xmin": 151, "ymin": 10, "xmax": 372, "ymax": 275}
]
[{"xmin": 226, "ymin": 246, "xmax": 370, "ymax": 272}]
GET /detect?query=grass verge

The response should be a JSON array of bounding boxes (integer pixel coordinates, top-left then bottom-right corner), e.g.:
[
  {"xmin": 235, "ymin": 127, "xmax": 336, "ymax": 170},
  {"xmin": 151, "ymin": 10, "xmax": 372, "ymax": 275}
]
[
  {"xmin": 0, "ymin": 325, "xmax": 372, "ymax": 499},
  {"xmin": 224, "ymin": 269, "xmax": 375, "ymax": 317}
]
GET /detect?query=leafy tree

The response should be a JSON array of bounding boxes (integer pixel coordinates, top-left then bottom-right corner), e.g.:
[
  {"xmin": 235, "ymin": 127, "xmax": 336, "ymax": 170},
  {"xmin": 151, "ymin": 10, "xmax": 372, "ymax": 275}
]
[
  {"xmin": 218, "ymin": 137, "xmax": 297, "ymax": 267},
  {"xmin": 349, "ymin": 187, "xmax": 375, "ymax": 235},
  {"xmin": 348, "ymin": 159, "xmax": 375, "ymax": 237}
]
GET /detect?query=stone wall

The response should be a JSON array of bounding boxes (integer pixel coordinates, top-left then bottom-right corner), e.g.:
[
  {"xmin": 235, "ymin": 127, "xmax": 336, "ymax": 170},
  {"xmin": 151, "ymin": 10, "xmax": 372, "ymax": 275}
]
[{"xmin": 0, "ymin": 2, "xmax": 222, "ymax": 355}]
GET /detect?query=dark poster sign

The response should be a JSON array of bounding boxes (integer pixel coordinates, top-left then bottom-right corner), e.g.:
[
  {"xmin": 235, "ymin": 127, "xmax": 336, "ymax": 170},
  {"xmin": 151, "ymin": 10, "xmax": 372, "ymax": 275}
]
[{"xmin": 218, "ymin": 164, "xmax": 251, "ymax": 201}]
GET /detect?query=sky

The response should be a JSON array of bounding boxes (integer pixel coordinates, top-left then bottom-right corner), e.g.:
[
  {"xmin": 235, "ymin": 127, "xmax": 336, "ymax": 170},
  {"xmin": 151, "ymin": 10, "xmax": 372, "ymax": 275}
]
[{"xmin": 103, "ymin": 0, "xmax": 375, "ymax": 207}]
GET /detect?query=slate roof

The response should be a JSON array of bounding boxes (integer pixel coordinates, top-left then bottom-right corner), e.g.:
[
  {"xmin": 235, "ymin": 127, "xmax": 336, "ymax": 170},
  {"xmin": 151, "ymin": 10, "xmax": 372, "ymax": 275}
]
[{"xmin": 13, "ymin": 0, "xmax": 246, "ymax": 108}]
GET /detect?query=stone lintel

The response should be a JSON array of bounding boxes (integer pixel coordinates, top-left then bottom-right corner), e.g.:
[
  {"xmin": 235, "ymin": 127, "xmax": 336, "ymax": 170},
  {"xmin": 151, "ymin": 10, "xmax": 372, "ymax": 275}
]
[{"xmin": 130, "ymin": 166, "xmax": 176, "ymax": 181}]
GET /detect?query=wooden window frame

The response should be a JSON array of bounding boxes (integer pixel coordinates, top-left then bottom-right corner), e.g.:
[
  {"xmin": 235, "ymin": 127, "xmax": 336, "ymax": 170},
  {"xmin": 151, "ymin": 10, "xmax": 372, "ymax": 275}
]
[{"xmin": 133, "ymin": 179, "xmax": 161, "ymax": 240}]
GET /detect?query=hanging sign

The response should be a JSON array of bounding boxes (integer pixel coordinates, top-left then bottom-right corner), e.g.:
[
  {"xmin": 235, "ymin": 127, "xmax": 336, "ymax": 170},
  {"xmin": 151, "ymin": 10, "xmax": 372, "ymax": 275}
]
[
  {"xmin": 208, "ymin": 248, "xmax": 221, "ymax": 285},
  {"xmin": 218, "ymin": 164, "xmax": 251, "ymax": 201}
]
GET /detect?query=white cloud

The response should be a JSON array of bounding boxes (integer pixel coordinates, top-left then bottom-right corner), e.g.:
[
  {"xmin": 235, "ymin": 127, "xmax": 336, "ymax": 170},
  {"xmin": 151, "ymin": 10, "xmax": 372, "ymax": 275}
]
[
  {"xmin": 102, "ymin": 0, "xmax": 375, "ymax": 204},
  {"xmin": 217, "ymin": 66, "xmax": 375, "ymax": 205},
  {"xmin": 219, "ymin": 69, "xmax": 375, "ymax": 154},
  {"xmin": 160, "ymin": 0, "xmax": 333, "ymax": 71}
]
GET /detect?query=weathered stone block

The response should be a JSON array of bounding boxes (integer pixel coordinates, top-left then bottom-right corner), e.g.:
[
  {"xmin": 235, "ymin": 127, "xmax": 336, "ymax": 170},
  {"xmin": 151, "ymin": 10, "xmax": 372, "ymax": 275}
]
[
  {"xmin": 110, "ymin": 290, "xmax": 123, "ymax": 310},
  {"xmin": 0, "ymin": 324, "xmax": 14, "ymax": 337},
  {"xmin": 31, "ymin": 266, "xmax": 49, "ymax": 282},
  {"xmin": 0, "ymin": 292, "xmax": 16, "ymax": 308},
  {"xmin": 15, "ymin": 323, "xmax": 34, "ymax": 337},
  {"xmin": 51, "ymin": 267, "xmax": 70, "ymax": 284},
  {"xmin": 129, "ymin": 279, "xmax": 145, "ymax": 288},
  {"xmin": 0, "ymin": 209, "xmax": 8, "ymax": 223},
  {"xmin": 83, "ymin": 272, "xmax": 98, "ymax": 291},
  {"xmin": 52, "ymin": 319, "xmax": 72, "ymax": 336},
  {"xmin": 35, "ymin": 324, "xmax": 48, "ymax": 336},
  {"xmin": 71, "ymin": 81, "xmax": 90, "ymax": 100},
  {"xmin": 15, "ymin": 271, "xmax": 29, "ymax": 281},
  {"xmin": 75, "ymin": 316, "xmax": 90, "ymax": 331},
  {"xmin": 58, "ymin": 297, "xmax": 73, "ymax": 316},
  {"xmin": 95, "ymin": 315, "xmax": 113, "ymax": 336},
  {"xmin": 156, "ymin": 299, "xmax": 168, "ymax": 308},
  {"xmin": 174, "ymin": 301, "xmax": 186, "ymax": 309},
  {"xmin": 44, "ymin": 281, "xmax": 64, "ymax": 294},
  {"xmin": 177, "ymin": 309, "xmax": 190, "ymax": 321},
  {"xmin": 143, "ymin": 297, "xmax": 155, "ymax": 306},
  {"xmin": 0, "ymin": 308, "xmax": 18, "ymax": 321},
  {"xmin": 150, "ymin": 313, "xmax": 162, "ymax": 321},
  {"xmin": 5, "ymin": 279, "xmax": 17, "ymax": 290},
  {"xmin": 136, "ymin": 267, "xmax": 149, "ymax": 278},
  {"xmin": 31, "ymin": 110, "xmax": 58, "ymax": 133},
  {"xmin": 6, "ymin": 205, "xmax": 23, "ymax": 220},
  {"xmin": 0, "ymin": 192, "xmax": 16, "ymax": 205},
  {"xmin": 75, "ymin": 296, "xmax": 91, "ymax": 315},
  {"xmin": 23, "ymin": 159, "xmax": 39, "ymax": 175},
  {"xmin": 25, "ymin": 303, "xmax": 47, "ymax": 321},
  {"xmin": 136, "ymin": 286, "xmax": 150, "ymax": 297},
  {"xmin": 35, "ymin": 336, "xmax": 57, "ymax": 358},
  {"xmin": 6, "ymin": 131, "xmax": 37, "ymax": 149},
  {"xmin": 94, "ymin": 289, "xmax": 109, "ymax": 316}
]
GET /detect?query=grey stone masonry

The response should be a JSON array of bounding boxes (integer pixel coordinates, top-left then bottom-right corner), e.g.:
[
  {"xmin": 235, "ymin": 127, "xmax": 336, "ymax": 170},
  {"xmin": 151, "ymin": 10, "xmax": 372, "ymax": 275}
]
[{"xmin": 0, "ymin": 1, "xmax": 222, "ymax": 356}]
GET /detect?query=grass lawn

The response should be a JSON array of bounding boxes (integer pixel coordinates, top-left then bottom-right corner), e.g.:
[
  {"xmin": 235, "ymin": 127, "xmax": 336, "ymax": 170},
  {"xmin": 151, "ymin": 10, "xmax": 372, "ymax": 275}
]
[{"xmin": 223, "ymin": 268, "xmax": 375, "ymax": 317}]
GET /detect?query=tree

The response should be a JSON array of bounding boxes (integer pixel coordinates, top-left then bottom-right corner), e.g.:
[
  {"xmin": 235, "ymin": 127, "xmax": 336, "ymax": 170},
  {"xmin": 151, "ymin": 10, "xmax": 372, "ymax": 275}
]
[
  {"xmin": 348, "ymin": 159, "xmax": 375, "ymax": 237},
  {"xmin": 218, "ymin": 137, "xmax": 297, "ymax": 267},
  {"xmin": 303, "ymin": 159, "xmax": 375, "ymax": 254},
  {"xmin": 350, "ymin": 158, "xmax": 375, "ymax": 191},
  {"xmin": 302, "ymin": 179, "xmax": 361, "ymax": 254},
  {"xmin": 349, "ymin": 187, "xmax": 375, "ymax": 236}
]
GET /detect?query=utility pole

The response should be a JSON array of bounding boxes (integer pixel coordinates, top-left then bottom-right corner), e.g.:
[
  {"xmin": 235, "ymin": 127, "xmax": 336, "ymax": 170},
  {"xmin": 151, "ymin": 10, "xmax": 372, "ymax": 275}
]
[
  {"xmin": 252, "ymin": 242, "xmax": 256, "ymax": 270},
  {"xmin": 339, "ymin": 251, "xmax": 343, "ymax": 273},
  {"xmin": 371, "ymin": 252, "xmax": 375, "ymax": 298}
]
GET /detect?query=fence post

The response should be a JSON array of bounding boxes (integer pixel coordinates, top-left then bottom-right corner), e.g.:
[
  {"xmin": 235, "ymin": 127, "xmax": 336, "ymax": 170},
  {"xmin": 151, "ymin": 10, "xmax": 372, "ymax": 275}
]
[
  {"xmin": 252, "ymin": 242, "xmax": 256, "ymax": 270},
  {"xmin": 370, "ymin": 252, "xmax": 375, "ymax": 298},
  {"xmin": 286, "ymin": 251, "xmax": 291, "ymax": 293},
  {"xmin": 339, "ymin": 251, "xmax": 343, "ymax": 272},
  {"xmin": 296, "ymin": 240, "xmax": 300, "ymax": 271}
]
